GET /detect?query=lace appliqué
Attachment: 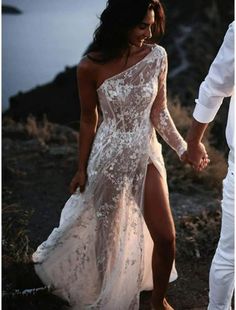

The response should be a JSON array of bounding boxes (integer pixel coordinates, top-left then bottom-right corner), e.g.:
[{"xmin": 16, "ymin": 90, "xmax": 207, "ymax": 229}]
[{"xmin": 156, "ymin": 108, "xmax": 187, "ymax": 158}]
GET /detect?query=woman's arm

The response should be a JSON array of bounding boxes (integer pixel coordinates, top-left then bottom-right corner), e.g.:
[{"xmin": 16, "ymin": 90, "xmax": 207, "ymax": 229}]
[
  {"xmin": 70, "ymin": 59, "xmax": 99, "ymax": 193},
  {"xmin": 150, "ymin": 50, "xmax": 187, "ymax": 159}
]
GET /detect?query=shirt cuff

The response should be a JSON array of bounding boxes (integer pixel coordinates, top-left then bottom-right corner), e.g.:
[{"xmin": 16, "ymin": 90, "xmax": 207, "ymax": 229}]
[{"xmin": 193, "ymin": 99, "xmax": 221, "ymax": 123}]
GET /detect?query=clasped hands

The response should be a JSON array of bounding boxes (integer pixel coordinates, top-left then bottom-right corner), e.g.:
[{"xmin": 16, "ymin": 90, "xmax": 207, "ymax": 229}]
[{"xmin": 181, "ymin": 141, "xmax": 210, "ymax": 172}]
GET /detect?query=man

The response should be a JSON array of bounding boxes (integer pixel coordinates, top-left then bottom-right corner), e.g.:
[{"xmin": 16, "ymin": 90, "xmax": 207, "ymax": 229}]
[{"xmin": 187, "ymin": 22, "xmax": 234, "ymax": 310}]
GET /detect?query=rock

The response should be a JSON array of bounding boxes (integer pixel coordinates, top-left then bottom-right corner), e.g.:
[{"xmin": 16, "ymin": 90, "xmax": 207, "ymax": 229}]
[{"xmin": 2, "ymin": 5, "xmax": 22, "ymax": 14}]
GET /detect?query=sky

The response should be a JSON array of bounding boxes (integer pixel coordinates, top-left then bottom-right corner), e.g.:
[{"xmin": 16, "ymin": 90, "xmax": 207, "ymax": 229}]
[{"xmin": 2, "ymin": 0, "xmax": 107, "ymax": 110}]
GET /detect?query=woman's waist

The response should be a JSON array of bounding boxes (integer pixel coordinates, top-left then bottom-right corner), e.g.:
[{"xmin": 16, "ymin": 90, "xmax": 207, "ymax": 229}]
[
  {"xmin": 99, "ymin": 121, "xmax": 153, "ymax": 136},
  {"xmin": 100, "ymin": 128, "xmax": 152, "ymax": 146}
]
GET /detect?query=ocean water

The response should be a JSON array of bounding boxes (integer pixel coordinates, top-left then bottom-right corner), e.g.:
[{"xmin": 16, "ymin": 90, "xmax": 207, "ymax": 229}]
[{"xmin": 2, "ymin": 0, "xmax": 107, "ymax": 110}]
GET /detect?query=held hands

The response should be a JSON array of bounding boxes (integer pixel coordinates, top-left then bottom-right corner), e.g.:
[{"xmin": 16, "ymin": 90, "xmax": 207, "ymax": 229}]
[
  {"xmin": 69, "ymin": 169, "xmax": 87, "ymax": 194},
  {"xmin": 181, "ymin": 142, "xmax": 210, "ymax": 171}
]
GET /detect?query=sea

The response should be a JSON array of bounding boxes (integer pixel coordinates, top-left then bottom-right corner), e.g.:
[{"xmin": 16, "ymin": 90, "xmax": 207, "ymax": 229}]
[{"xmin": 2, "ymin": 0, "xmax": 107, "ymax": 110}]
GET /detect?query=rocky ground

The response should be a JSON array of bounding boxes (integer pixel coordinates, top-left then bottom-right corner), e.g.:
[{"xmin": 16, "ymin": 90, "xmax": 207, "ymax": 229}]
[{"xmin": 2, "ymin": 117, "xmax": 229, "ymax": 310}]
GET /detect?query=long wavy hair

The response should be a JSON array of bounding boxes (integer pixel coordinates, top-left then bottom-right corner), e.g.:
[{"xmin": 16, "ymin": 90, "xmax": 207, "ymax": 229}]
[{"xmin": 84, "ymin": 0, "xmax": 165, "ymax": 62}]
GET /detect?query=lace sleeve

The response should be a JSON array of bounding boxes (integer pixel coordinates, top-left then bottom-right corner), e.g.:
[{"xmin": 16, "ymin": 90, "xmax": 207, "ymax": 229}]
[{"xmin": 150, "ymin": 50, "xmax": 187, "ymax": 158}]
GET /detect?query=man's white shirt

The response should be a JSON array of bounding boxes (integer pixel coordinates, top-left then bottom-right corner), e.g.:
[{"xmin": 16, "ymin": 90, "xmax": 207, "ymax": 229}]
[{"xmin": 193, "ymin": 21, "xmax": 235, "ymax": 169}]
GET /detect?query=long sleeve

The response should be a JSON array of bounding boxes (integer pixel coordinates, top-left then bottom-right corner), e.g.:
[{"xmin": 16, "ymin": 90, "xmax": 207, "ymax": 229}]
[
  {"xmin": 193, "ymin": 22, "xmax": 234, "ymax": 123},
  {"xmin": 150, "ymin": 49, "xmax": 187, "ymax": 158}
]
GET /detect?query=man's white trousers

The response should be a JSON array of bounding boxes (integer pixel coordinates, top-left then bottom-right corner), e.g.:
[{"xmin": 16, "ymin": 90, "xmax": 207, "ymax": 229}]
[{"xmin": 208, "ymin": 168, "xmax": 234, "ymax": 310}]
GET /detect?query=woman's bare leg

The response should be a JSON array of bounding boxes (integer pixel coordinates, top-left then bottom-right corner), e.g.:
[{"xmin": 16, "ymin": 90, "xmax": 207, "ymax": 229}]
[{"xmin": 144, "ymin": 163, "xmax": 175, "ymax": 310}]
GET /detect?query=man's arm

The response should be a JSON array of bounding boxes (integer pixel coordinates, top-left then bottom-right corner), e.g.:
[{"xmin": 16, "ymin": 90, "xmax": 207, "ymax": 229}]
[
  {"xmin": 187, "ymin": 120, "xmax": 209, "ymax": 170},
  {"xmin": 194, "ymin": 22, "xmax": 234, "ymax": 123},
  {"xmin": 187, "ymin": 22, "xmax": 234, "ymax": 169}
]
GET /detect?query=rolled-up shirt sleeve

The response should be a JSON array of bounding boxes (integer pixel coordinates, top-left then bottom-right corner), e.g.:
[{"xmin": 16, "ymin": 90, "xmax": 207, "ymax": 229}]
[{"xmin": 193, "ymin": 22, "xmax": 234, "ymax": 123}]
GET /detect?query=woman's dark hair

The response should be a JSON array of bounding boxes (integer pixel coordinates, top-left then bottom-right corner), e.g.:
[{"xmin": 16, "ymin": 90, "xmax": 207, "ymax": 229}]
[{"xmin": 84, "ymin": 0, "xmax": 165, "ymax": 62}]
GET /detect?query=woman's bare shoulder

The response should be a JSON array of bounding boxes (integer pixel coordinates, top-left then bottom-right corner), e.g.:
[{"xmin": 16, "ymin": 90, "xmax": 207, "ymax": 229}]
[
  {"xmin": 78, "ymin": 51, "xmax": 104, "ymax": 72},
  {"xmin": 77, "ymin": 56, "xmax": 95, "ymax": 74}
]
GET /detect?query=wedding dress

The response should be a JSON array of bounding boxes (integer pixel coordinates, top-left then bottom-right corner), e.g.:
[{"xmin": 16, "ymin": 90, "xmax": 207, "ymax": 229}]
[{"xmin": 32, "ymin": 44, "xmax": 187, "ymax": 310}]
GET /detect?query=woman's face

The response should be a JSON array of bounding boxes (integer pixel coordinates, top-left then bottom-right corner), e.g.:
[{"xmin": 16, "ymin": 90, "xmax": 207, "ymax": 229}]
[{"xmin": 128, "ymin": 9, "xmax": 155, "ymax": 48}]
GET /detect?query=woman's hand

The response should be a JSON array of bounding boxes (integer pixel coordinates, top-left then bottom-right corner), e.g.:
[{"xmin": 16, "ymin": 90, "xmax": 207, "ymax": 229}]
[
  {"xmin": 69, "ymin": 170, "xmax": 87, "ymax": 194},
  {"xmin": 180, "ymin": 150, "xmax": 188, "ymax": 163}
]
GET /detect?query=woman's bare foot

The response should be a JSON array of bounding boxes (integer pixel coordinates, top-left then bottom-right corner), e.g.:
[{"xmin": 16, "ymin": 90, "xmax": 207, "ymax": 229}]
[{"xmin": 151, "ymin": 298, "xmax": 174, "ymax": 310}]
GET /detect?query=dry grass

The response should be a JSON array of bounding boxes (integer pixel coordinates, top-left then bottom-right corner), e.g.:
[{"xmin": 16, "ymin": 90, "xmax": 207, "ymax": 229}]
[
  {"xmin": 3, "ymin": 115, "xmax": 78, "ymax": 146},
  {"xmin": 25, "ymin": 115, "xmax": 53, "ymax": 145},
  {"xmin": 2, "ymin": 203, "xmax": 34, "ymax": 264},
  {"xmin": 168, "ymin": 98, "xmax": 192, "ymax": 135}
]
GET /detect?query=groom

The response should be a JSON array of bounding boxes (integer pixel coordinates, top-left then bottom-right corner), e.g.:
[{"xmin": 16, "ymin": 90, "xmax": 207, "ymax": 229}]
[{"xmin": 186, "ymin": 22, "xmax": 234, "ymax": 309}]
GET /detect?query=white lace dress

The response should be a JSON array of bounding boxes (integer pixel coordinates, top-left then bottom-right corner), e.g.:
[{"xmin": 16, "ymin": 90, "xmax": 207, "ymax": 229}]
[{"xmin": 32, "ymin": 44, "xmax": 187, "ymax": 310}]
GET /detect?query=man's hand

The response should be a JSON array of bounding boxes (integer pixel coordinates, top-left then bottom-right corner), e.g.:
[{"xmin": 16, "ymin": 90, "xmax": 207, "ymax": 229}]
[
  {"xmin": 69, "ymin": 170, "xmax": 87, "ymax": 194},
  {"xmin": 187, "ymin": 141, "xmax": 210, "ymax": 171},
  {"xmin": 185, "ymin": 119, "xmax": 210, "ymax": 171}
]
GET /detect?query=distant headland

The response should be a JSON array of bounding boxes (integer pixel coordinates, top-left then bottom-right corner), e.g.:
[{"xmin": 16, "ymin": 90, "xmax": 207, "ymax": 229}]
[{"xmin": 2, "ymin": 4, "xmax": 22, "ymax": 15}]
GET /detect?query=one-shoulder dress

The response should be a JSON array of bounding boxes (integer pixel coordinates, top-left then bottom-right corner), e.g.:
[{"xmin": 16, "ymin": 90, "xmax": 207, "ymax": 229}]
[{"xmin": 32, "ymin": 44, "xmax": 187, "ymax": 310}]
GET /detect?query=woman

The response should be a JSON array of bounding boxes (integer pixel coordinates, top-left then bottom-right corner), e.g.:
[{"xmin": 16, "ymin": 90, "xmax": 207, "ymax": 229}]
[{"xmin": 32, "ymin": 0, "xmax": 207, "ymax": 309}]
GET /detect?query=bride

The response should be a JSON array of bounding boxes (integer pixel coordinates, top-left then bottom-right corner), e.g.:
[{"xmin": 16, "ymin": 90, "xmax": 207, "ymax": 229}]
[{"xmin": 32, "ymin": 0, "xmax": 209, "ymax": 309}]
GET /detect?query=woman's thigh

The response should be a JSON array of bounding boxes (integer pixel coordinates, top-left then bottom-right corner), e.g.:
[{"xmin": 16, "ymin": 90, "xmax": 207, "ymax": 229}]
[{"xmin": 143, "ymin": 163, "xmax": 175, "ymax": 243}]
